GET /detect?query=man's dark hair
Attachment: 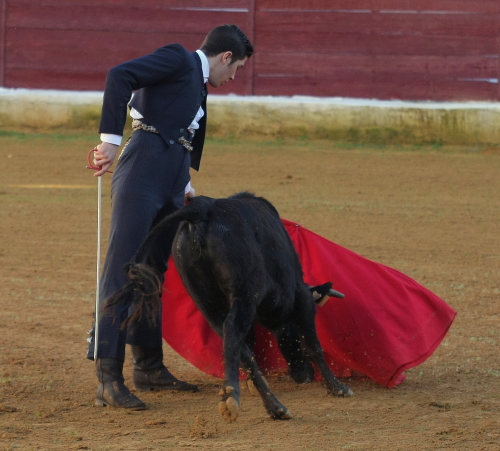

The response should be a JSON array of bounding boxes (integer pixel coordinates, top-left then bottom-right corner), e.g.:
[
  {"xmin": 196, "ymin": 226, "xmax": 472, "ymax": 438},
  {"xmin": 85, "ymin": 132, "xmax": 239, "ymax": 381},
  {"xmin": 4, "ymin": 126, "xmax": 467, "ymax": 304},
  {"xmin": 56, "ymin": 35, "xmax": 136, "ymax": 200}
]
[{"xmin": 201, "ymin": 24, "xmax": 253, "ymax": 63}]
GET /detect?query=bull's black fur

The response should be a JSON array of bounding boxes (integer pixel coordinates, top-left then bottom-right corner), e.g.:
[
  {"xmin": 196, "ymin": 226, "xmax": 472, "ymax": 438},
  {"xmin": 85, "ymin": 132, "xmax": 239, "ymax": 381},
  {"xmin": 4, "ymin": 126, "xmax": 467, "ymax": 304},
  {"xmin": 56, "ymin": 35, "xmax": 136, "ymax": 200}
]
[{"xmin": 105, "ymin": 192, "xmax": 353, "ymax": 421}]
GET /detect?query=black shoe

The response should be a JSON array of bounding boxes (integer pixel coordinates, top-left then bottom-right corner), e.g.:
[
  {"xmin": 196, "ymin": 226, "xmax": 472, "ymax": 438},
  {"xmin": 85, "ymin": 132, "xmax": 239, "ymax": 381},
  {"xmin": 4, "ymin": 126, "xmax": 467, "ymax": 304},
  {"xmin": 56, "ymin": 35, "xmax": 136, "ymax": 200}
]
[
  {"xmin": 131, "ymin": 346, "xmax": 198, "ymax": 392},
  {"xmin": 95, "ymin": 358, "xmax": 146, "ymax": 410}
]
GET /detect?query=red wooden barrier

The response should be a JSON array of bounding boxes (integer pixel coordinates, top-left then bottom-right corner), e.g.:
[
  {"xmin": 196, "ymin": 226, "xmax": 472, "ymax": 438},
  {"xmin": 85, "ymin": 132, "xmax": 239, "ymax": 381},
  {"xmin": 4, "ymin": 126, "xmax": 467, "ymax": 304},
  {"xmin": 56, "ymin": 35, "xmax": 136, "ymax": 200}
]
[
  {"xmin": 0, "ymin": 0, "xmax": 499, "ymax": 101},
  {"xmin": 0, "ymin": 0, "xmax": 5, "ymax": 86},
  {"xmin": 4, "ymin": 1, "xmax": 254, "ymax": 94}
]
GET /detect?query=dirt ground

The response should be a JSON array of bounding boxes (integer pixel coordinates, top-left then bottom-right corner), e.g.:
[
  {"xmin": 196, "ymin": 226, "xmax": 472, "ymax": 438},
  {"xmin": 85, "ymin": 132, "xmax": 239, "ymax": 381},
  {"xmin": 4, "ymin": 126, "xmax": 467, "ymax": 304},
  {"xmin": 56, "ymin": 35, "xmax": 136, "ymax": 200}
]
[{"xmin": 0, "ymin": 133, "xmax": 499, "ymax": 450}]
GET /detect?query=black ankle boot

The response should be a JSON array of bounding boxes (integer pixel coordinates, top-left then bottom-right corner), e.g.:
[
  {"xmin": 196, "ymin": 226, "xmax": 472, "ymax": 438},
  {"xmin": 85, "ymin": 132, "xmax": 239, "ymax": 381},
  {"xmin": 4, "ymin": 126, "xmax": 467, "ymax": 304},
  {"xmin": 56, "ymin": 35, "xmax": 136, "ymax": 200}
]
[
  {"xmin": 95, "ymin": 358, "xmax": 146, "ymax": 410},
  {"xmin": 131, "ymin": 346, "xmax": 198, "ymax": 392}
]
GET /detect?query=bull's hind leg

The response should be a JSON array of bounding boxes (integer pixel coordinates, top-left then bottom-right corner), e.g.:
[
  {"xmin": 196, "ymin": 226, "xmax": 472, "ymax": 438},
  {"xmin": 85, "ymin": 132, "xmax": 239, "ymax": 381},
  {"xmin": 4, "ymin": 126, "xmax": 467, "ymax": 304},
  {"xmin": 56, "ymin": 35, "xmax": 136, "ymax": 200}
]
[
  {"xmin": 240, "ymin": 345, "xmax": 292, "ymax": 420},
  {"xmin": 218, "ymin": 302, "xmax": 256, "ymax": 422}
]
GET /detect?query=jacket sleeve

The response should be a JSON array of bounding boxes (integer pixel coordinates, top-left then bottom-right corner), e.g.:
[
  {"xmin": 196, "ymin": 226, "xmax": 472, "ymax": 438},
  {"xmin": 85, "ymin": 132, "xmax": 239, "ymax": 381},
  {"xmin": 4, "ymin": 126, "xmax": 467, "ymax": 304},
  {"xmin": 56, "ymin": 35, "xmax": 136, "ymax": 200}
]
[{"xmin": 98, "ymin": 44, "xmax": 188, "ymax": 136}]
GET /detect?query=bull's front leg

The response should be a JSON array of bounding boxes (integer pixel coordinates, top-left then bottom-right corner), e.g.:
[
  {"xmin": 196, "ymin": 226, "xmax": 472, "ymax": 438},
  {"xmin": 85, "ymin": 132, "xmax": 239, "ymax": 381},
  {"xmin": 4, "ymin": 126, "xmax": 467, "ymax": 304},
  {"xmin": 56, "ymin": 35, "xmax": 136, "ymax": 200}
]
[
  {"xmin": 219, "ymin": 305, "xmax": 254, "ymax": 422},
  {"xmin": 294, "ymin": 291, "xmax": 354, "ymax": 397},
  {"xmin": 301, "ymin": 329, "xmax": 354, "ymax": 397}
]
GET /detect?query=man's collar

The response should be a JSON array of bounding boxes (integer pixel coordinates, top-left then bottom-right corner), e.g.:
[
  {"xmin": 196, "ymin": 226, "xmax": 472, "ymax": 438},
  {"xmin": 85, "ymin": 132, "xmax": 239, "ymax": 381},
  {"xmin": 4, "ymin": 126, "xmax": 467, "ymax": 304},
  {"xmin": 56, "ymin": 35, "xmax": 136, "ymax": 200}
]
[{"xmin": 196, "ymin": 50, "xmax": 210, "ymax": 83}]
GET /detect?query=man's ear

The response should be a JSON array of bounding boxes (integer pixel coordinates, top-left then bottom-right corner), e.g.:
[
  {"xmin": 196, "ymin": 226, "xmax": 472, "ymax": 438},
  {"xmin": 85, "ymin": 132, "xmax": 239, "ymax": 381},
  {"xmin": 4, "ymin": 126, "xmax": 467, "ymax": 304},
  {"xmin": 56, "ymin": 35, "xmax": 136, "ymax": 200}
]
[{"xmin": 221, "ymin": 51, "xmax": 233, "ymax": 64}]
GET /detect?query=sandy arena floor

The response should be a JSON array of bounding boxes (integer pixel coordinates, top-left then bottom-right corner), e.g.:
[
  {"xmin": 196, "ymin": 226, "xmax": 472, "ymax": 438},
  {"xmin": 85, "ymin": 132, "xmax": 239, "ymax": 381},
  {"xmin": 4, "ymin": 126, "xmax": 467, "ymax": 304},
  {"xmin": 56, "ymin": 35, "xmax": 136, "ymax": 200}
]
[{"xmin": 0, "ymin": 134, "xmax": 499, "ymax": 450}]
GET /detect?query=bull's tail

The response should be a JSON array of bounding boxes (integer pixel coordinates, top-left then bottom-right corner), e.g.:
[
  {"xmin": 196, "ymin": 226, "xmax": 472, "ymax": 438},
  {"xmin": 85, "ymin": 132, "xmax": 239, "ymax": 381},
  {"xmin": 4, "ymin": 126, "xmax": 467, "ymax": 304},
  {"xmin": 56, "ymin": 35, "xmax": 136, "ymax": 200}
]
[
  {"xmin": 103, "ymin": 196, "xmax": 215, "ymax": 328},
  {"xmin": 105, "ymin": 263, "xmax": 163, "ymax": 329}
]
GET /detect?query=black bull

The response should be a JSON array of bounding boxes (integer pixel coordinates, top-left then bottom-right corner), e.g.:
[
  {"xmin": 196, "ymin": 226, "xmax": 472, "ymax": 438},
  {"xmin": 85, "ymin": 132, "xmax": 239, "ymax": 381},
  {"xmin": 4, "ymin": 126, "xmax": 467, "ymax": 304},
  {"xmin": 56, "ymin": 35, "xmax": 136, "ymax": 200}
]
[{"xmin": 105, "ymin": 192, "xmax": 353, "ymax": 421}]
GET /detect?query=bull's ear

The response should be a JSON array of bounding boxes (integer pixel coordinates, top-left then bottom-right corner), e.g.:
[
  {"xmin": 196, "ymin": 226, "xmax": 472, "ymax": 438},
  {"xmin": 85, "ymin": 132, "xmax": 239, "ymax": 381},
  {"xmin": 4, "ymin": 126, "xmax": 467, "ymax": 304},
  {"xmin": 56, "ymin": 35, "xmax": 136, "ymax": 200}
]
[
  {"xmin": 309, "ymin": 282, "xmax": 332, "ymax": 306},
  {"xmin": 315, "ymin": 291, "xmax": 330, "ymax": 307}
]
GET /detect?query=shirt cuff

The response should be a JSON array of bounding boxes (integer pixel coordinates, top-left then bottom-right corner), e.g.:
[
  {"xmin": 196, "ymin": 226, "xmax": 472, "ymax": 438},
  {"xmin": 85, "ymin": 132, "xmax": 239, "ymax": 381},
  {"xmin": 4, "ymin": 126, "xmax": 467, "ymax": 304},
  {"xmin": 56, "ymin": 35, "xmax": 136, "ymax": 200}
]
[
  {"xmin": 184, "ymin": 181, "xmax": 192, "ymax": 194},
  {"xmin": 100, "ymin": 133, "xmax": 122, "ymax": 146}
]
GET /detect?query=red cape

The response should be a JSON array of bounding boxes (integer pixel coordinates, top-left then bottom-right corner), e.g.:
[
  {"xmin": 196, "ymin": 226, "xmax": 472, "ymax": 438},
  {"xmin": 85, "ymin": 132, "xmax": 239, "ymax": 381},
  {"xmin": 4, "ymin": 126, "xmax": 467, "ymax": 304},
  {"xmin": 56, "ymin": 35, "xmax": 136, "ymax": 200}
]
[{"xmin": 162, "ymin": 219, "xmax": 456, "ymax": 388}]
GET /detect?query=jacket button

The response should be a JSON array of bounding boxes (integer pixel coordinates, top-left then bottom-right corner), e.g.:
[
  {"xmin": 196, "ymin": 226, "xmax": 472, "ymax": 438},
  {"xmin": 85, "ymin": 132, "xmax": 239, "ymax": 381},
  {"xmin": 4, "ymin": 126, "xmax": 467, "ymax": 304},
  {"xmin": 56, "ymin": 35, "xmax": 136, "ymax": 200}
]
[
  {"xmin": 201, "ymin": 91, "xmax": 206, "ymax": 96},
  {"xmin": 169, "ymin": 140, "xmax": 174, "ymax": 145},
  {"xmin": 180, "ymin": 128, "xmax": 185, "ymax": 133}
]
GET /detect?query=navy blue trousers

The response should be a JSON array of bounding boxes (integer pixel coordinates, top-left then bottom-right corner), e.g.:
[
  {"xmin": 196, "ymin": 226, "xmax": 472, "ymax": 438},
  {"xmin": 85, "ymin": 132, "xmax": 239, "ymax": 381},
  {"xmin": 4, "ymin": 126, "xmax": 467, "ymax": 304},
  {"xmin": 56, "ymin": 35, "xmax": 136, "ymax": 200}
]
[{"xmin": 91, "ymin": 129, "xmax": 190, "ymax": 360}]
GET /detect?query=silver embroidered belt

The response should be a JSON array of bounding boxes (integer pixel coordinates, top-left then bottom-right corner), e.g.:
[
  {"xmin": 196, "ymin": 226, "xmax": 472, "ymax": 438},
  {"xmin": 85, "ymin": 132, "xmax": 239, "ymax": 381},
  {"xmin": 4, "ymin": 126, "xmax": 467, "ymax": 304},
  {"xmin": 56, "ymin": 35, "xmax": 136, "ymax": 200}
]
[{"xmin": 132, "ymin": 119, "xmax": 194, "ymax": 152}]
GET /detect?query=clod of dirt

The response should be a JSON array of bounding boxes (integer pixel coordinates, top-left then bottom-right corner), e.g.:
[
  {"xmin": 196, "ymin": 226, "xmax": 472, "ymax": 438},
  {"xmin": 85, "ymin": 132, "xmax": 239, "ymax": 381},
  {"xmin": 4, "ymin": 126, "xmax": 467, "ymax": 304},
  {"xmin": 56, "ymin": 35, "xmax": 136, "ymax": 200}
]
[
  {"xmin": 0, "ymin": 404, "xmax": 17, "ymax": 413},
  {"xmin": 429, "ymin": 401, "xmax": 452, "ymax": 410},
  {"xmin": 191, "ymin": 415, "xmax": 219, "ymax": 439}
]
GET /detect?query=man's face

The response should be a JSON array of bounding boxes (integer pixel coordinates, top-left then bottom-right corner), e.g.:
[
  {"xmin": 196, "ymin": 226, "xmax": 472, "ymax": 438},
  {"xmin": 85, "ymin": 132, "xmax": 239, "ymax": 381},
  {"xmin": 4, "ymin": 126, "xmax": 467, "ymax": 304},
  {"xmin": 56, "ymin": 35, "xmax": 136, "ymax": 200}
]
[{"xmin": 208, "ymin": 52, "xmax": 248, "ymax": 88}]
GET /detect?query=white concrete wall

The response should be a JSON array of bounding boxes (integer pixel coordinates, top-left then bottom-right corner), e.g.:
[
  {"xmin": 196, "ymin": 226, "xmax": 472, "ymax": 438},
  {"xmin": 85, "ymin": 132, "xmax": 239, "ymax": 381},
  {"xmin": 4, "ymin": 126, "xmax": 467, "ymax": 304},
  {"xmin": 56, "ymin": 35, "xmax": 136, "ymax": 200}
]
[{"xmin": 1, "ymin": 88, "xmax": 499, "ymax": 145}]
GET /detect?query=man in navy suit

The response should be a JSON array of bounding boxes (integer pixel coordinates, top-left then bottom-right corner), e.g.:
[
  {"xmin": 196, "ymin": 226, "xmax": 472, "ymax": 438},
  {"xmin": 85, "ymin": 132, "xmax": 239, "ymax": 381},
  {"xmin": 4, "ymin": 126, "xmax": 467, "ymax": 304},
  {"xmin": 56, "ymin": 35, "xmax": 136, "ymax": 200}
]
[{"xmin": 88, "ymin": 24, "xmax": 253, "ymax": 410}]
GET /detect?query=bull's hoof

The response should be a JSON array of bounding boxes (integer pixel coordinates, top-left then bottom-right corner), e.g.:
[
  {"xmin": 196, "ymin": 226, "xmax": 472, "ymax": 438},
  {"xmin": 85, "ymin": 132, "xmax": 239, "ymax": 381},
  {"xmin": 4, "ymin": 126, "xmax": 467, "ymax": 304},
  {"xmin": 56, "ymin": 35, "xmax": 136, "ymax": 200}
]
[
  {"xmin": 329, "ymin": 385, "xmax": 354, "ymax": 397},
  {"xmin": 246, "ymin": 376, "xmax": 269, "ymax": 396},
  {"xmin": 218, "ymin": 386, "xmax": 240, "ymax": 422},
  {"xmin": 246, "ymin": 379, "xmax": 258, "ymax": 396},
  {"xmin": 344, "ymin": 387, "xmax": 354, "ymax": 397},
  {"xmin": 218, "ymin": 397, "xmax": 239, "ymax": 422},
  {"xmin": 268, "ymin": 406, "xmax": 292, "ymax": 420}
]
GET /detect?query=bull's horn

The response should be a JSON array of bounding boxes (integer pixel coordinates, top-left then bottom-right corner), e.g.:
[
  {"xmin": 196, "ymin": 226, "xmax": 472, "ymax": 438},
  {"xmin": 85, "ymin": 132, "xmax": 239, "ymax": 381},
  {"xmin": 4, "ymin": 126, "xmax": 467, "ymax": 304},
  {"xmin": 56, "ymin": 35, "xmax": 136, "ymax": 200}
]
[{"xmin": 328, "ymin": 289, "xmax": 345, "ymax": 299}]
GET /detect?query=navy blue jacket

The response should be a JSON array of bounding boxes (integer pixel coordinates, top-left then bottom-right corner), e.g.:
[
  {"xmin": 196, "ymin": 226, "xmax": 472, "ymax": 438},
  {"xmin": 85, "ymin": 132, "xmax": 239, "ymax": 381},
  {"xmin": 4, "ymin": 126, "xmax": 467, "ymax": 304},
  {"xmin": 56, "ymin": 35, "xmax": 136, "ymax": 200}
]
[{"xmin": 99, "ymin": 44, "xmax": 207, "ymax": 171}]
